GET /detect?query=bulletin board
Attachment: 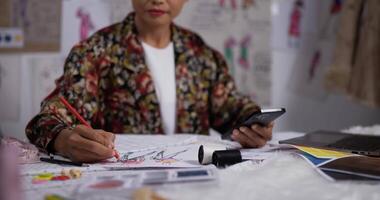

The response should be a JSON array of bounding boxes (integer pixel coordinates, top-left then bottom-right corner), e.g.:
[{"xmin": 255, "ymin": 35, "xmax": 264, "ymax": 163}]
[{"xmin": 0, "ymin": 0, "xmax": 62, "ymax": 53}]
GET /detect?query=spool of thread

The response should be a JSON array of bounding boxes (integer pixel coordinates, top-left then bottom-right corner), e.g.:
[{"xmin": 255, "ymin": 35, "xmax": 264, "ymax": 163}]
[
  {"xmin": 212, "ymin": 150, "xmax": 243, "ymax": 167},
  {"xmin": 198, "ymin": 145, "xmax": 227, "ymax": 165}
]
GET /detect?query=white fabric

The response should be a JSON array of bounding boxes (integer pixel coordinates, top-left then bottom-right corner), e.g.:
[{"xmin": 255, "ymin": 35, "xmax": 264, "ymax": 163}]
[{"xmin": 142, "ymin": 42, "xmax": 176, "ymax": 135}]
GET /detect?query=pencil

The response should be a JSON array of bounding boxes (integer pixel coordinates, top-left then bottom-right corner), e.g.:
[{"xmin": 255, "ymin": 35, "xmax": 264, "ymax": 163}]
[
  {"xmin": 58, "ymin": 96, "xmax": 120, "ymax": 160},
  {"xmin": 40, "ymin": 157, "xmax": 83, "ymax": 167},
  {"xmin": 59, "ymin": 96, "xmax": 91, "ymax": 128}
]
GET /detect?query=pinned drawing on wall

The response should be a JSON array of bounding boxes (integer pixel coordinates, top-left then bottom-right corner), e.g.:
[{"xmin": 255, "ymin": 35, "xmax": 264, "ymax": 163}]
[
  {"xmin": 242, "ymin": 0, "xmax": 256, "ymax": 9},
  {"xmin": 236, "ymin": 34, "xmax": 253, "ymax": 93},
  {"xmin": 238, "ymin": 35, "xmax": 252, "ymax": 70},
  {"xmin": 308, "ymin": 0, "xmax": 342, "ymax": 82},
  {"xmin": 219, "ymin": 0, "xmax": 256, "ymax": 12},
  {"xmin": 288, "ymin": 0, "xmax": 343, "ymax": 101},
  {"xmin": 224, "ymin": 36, "xmax": 237, "ymax": 76},
  {"xmin": 176, "ymin": 0, "xmax": 272, "ymax": 106},
  {"xmin": 219, "ymin": 0, "xmax": 238, "ymax": 10},
  {"xmin": 0, "ymin": 0, "xmax": 62, "ymax": 52},
  {"xmin": 271, "ymin": 0, "xmax": 320, "ymax": 51},
  {"xmin": 288, "ymin": 0, "xmax": 303, "ymax": 48},
  {"xmin": 76, "ymin": 7, "xmax": 95, "ymax": 41},
  {"xmin": 0, "ymin": 56, "xmax": 21, "ymax": 121},
  {"xmin": 61, "ymin": 0, "xmax": 112, "ymax": 55},
  {"xmin": 320, "ymin": 0, "xmax": 342, "ymax": 40}
]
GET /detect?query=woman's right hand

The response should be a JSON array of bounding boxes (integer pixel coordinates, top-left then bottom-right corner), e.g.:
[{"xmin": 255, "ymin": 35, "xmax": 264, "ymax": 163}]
[{"xmin": 53, "ymin": 125, "xmax": 116, "ymax": 163}]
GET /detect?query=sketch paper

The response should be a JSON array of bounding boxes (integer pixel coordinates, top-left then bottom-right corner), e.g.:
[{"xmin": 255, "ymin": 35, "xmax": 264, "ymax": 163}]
[
  {"xmin": 96, "ymin": 135, "xmax": 201, "ymax": 169},
  {"xmin": 61, "ymin": 0, "xmax": 112, "ymax": 55},
  {"xmin": 94, "ymin": 134, "xmax": 240, "ymax": 169},
  {"xmin": 97, "ymin": 145, "xmax": 200, "ymax": 169},
  {"xmin": 271, "ymin": 0, "xmax": 320, "ymax": 51},
  {"xmin": 175, "ymin": 0, "xmax": 272, "ymax": 106},
  {"xmin": 287, "ymin": 0, "xmax": 341, "ymax": 101}
]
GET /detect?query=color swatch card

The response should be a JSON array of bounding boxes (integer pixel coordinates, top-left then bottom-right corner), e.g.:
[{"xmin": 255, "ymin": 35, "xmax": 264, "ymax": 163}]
[
  {"xmin": 0, "ymin": 28, "xmax": 24, "ymax": 48},
  {"xmin": 293, "ymin": 145, "xmax": 352, "ymax": 159}
]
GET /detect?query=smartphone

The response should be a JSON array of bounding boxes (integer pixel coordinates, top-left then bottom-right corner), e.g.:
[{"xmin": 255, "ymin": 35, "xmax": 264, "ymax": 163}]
[
  {"xmin": 236, "ymin": 108, "xmax": 286, "ymax": 127},
  {"xmin": 223, "ymin": 108, "xmax": 286, "ymax": 139}
]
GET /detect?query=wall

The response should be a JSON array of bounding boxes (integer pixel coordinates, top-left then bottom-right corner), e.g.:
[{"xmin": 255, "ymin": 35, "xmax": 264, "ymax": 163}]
[
  {"xmin": 271, "ymin": 51, "xmax": 380, "ymax": 132},
  {"xmin": 270, "ymin": 0, "xmax": 380, "ymax": 132}
]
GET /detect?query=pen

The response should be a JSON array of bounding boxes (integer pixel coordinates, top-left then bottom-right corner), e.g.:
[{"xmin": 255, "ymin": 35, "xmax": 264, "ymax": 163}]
[
  {"xmin": 59, "ymin": 96, "xmax": 120, "ymax": 160},
  {"xmin": 211, "ymin": 149, "xmax": 266, "ymax": 167},
  {"xmin": 40, "ymin": 157, "xmax": 83, "ymax": 167}
]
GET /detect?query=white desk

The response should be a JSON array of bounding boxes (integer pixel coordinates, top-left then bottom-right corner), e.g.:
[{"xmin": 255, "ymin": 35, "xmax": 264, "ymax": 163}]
[{"xmin": 21, "ymin": 132, "xmax": 380, "ymax": 200}]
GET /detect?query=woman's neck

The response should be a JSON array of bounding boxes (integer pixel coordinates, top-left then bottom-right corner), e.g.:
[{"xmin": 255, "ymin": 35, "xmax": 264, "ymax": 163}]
[{"xmin": 135, "ymin": 17, "xmax": 171, "ymax": 49}]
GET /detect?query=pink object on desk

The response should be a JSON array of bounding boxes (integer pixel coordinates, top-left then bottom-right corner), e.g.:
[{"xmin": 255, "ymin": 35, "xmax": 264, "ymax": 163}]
[
  {"xmin": 0, "ymin": 144, "xmax": 22, "ymax": 200},
  {"xmin": 1, "ymin": 137, "xmax": 39, "ymax": 164}
]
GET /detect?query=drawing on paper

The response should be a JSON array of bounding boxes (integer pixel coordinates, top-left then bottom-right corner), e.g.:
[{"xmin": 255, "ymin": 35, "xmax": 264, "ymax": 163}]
[
  {"xmin": 219, "ymin": 0, "xmax": 237, "ymax": 10},
  {"xmin": 242, "ymin": 0, "xmax": 255, "ymax": 10},
  {"xmin": 219, "ymin": 0, "xmax": 255, "ymax": 10},
  {"xmin": 239, "ymin": 35, "xmax": 252, "ymax": 70},
  {"xmin": 118, "ymin": 148, "xmax": 190, "ymax": 165},
  {"xmin": 308, "ymin": 0, "xmax": 342, "ymax": 81},
  {"xmin": 224, "ymin": 36, "xmax": 237, "ymax": 75},
  {"xmin": 288, "ymin": 0, "xmax": 303, "ymax": 48},
  {"xmin": 76, "ymin": 7, "xmax": 95, "ymax": 41}
]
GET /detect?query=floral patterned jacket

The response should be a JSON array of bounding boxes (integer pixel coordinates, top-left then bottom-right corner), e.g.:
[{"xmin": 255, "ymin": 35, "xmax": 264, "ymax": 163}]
[{"xmin": 25, "ymin": 13, "xmax": 260, "ymax": 151}]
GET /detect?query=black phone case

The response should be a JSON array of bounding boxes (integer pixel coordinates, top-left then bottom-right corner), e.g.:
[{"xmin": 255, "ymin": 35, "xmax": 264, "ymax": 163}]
[
  {"xmin": 240, "ymin": 108, "xmax": 286, "ymax": 127},
  {"xmin": 222, "ymin": 108, "xmax": 286, "ymax": 139}
]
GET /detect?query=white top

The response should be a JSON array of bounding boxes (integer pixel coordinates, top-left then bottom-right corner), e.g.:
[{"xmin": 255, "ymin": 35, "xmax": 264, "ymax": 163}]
[{"xmin": 142, "ymin": 41, "xmax": 176, "ymax": 135}]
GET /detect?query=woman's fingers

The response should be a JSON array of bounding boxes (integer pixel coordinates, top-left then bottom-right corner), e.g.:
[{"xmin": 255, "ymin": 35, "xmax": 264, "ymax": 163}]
[
  {"xmin": 95, "ymin": 130, "xmax": 116, "ymax": 148},
  {"xmin": 251, "ymin": 122, "xmax": 273, "ymax": 141},
  {"xmin": 74, "ymin": 125, "xmax": 114, "ymax": 148},
  {"xmin": 240, "ymin": 127, "xmax": 267, "ymax": 147},
  {"xmin": 71, "ymin": 133, "xmax": 114, "ymax": 158},
  {"xmin": 231, "ymin": 129, "xmax": 265, "ymax": 148},
  {"xmin": 231, "ymin": 122, "xmax": 274, "ymax": 148}
]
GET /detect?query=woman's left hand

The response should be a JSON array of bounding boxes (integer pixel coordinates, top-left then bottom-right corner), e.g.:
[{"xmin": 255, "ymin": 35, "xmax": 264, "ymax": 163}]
[{"xmin": 231, "ymin": 122, "xmax": 274, "ymax": 148}]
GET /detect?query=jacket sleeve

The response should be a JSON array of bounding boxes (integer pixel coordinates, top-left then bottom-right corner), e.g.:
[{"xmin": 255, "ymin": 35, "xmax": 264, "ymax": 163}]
[
  {"xmin": 209, "ymin": 51, "xmax": 260, "ymax": 135},
  {"xmin": 25, "ymin": 45, "xmax": 103, "ymax": 151}
]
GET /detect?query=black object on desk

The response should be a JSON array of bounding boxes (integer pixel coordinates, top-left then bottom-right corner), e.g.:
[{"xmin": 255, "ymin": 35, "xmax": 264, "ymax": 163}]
[
  {"xmin": 222, "ymin": 108, "xmax": 286, "ymax": 139},
  {"xmin": 40, "ymin": 157, "xmax": 83, "ymax": 167},
  {"xmin": 212, "ymin": 150, "xmax": 243, "ymax": 167}
]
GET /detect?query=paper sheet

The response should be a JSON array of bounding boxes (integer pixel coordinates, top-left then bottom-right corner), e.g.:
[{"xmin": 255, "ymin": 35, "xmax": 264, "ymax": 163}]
[
  {"xmin": 96, "ymin": 134, "xmax": 240, "ymax": 169},
  {"xmin": 19, "ymin": 134, "xmax": 238, "ymax": 176},
  {"xmin": 61, "ymin": 0, "xmax": 112, "ymax": 55}
]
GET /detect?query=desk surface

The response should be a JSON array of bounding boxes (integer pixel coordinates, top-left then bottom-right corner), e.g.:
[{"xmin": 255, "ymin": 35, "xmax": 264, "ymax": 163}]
[{"xmin": 21, "ymin": 132, "xmax": 380, "ymax": 200}]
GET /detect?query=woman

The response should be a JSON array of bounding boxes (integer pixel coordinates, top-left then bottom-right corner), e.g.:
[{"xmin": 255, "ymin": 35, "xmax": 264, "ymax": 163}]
[{"xmin": 26, "ymin": 0, "xmax": 273, "ymax": 162}]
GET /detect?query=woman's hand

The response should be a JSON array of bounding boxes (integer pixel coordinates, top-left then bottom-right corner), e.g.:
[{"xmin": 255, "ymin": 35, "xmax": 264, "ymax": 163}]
[
  {"xmin": 53, "ymin": 125, "xmax": 116, "ymax": 163},
  {"xmin": 231, "ymin": 122, "xmax": 274, "ymax": 148}
]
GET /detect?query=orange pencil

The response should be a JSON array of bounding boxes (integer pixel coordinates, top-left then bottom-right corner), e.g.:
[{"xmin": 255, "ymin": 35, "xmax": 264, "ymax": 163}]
[{"xmin": 59, "ymin": 96, "xmax": 120, "ymax": 160}]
